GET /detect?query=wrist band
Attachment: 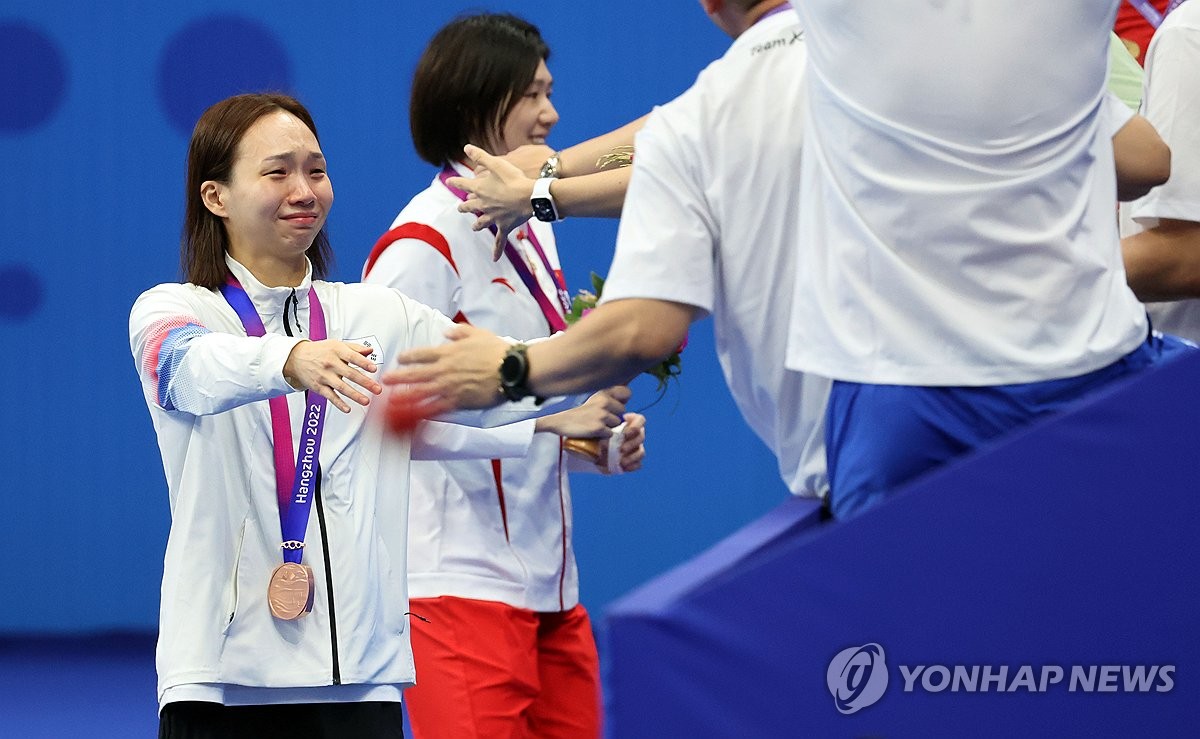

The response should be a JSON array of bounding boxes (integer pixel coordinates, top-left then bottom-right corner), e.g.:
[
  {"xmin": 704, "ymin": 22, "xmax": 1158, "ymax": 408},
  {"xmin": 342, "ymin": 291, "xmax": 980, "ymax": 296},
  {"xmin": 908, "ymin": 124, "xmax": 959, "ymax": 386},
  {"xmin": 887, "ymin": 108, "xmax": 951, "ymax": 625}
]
[{"xmin": 605, "ymin": 422, "xmax": 627, "ymax": 475}]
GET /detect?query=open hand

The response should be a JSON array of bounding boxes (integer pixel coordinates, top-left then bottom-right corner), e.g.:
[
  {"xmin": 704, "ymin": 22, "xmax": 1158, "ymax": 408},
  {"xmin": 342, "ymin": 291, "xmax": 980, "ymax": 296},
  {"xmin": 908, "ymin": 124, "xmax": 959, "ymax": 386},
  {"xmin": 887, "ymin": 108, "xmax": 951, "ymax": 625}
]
[
  {"xmin": 536, "ymin": 386, "xmax": 630, "ymax": 437},
  {"xmin": 283, "ymin": 340, "xmax": 381, "ymax": 413},
  {"xmin": 446, "ymin": 144, "xmax": 540, "ymax": 260},
  {"xmin": 385, "ymin": 324, "xmax": 510, "ymax": 410}
]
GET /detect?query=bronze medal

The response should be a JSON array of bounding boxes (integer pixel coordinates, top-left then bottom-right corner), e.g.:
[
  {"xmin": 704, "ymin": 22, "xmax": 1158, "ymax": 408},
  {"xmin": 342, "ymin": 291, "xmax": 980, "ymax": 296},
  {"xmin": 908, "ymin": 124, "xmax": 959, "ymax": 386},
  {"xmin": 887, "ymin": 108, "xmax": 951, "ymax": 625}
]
[{"xmin": 267, "ymin": 562, "xmax": 315, "ymax": 620}]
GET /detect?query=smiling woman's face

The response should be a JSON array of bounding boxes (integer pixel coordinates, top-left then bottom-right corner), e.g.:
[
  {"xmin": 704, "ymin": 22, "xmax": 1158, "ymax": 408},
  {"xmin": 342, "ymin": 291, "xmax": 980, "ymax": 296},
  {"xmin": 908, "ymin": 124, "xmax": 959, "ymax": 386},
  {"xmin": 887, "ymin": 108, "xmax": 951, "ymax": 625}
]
[{"xmin": 493, "ymin": 59, "xmax": 559, "ymax": 156}]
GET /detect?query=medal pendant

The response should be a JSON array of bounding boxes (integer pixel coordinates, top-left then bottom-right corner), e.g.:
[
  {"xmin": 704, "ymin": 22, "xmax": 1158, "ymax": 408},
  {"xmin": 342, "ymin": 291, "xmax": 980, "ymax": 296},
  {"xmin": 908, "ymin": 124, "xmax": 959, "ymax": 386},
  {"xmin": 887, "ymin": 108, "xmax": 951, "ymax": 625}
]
[
  {"xmin": 267, "ymin": 562, "xmax": 315, "ymax": 620},
  {"xmin": 563, "ymin": 437, "xmax": 602, "ymax": 463}
]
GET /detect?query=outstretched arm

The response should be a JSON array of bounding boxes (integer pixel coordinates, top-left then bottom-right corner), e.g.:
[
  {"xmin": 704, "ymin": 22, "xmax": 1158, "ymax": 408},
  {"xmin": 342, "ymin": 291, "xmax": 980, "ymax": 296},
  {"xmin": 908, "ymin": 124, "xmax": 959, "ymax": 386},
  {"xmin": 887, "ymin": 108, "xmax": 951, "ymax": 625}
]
[
  {"xmin": 131, "ymin": 286, "xmax": 381, "ymax": 416},
  {"xmin": 448, "ymin": 115, "xmax": 649, "ymax": 257},
  {"xmin": 540, "ymin": 115, "xmax": 648, "ymax": 179},
  {"xmin": 450, "ymin": 146, "xmax": 633, "ymax": 257},
  {"xmin": 386, "ymin": 298, "xmax": 696, "ymax": 410}
]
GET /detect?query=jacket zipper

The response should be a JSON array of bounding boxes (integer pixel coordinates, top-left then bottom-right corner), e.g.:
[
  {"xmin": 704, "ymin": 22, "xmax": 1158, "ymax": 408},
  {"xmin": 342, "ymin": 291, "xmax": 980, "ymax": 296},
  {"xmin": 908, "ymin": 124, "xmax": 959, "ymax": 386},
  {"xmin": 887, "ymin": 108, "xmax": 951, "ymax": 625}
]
[
  {"xmin": 556, "ymin": 442, "xmax": 568, "ymax": 610},
  {"xmin": 314, "ymin": 470, "xmax": 342, "ymax": 684},
  {"xmin": 284, "ymin": 296, "xmax": 340, "ymax": 684},
  {"xmin": 283, "ymin": 288, "xmax": 302, "ymax": 337}
]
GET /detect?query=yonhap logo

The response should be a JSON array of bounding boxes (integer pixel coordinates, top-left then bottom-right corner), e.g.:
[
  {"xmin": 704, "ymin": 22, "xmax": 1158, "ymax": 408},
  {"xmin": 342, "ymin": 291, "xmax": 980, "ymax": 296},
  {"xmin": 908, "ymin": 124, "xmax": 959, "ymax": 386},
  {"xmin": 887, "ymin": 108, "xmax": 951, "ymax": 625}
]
[
  {"xmin": 827, "ymin": 643, "xmax": 889, "ymax": 714},
  {"xmin": 824, "ymin": 642, "xmax": 1175, "ymax": 716}
]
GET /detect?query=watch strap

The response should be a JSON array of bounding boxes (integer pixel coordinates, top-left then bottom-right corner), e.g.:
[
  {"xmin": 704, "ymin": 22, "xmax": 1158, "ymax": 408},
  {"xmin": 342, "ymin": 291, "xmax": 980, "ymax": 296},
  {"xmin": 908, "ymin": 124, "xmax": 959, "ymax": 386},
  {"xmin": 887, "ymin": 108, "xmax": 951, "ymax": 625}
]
[{"xmin": 530, "ymin": 177, "xmax": 561, "ymax": 223}]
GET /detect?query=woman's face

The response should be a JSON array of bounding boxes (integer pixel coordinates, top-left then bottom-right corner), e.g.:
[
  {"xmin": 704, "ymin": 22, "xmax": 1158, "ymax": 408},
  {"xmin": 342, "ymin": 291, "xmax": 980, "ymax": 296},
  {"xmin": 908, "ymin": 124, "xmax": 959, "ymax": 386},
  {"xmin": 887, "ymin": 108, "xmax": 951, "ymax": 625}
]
[
  {"xmin": 495, "ymin": 59, "xmax": 559, "ymax": 156},
  {"xmin": 203, "ymin": 110, "xmax": 334, "ymax": 263}
]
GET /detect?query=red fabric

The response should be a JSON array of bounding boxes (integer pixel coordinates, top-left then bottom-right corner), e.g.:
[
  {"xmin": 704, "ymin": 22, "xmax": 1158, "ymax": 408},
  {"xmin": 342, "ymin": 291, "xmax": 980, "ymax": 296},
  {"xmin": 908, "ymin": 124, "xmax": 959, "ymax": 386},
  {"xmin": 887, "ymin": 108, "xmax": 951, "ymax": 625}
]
[
  {"xmin": 405, "ymin": 597, "xmax": 600, "ymax": 739},
  {"xmin": 363, "ymin": 222, "xmax": 458, "ymax": 279},
  {"xmin": 1115, "ymin": 0, "xmax": 1171, "ymax": 64}
]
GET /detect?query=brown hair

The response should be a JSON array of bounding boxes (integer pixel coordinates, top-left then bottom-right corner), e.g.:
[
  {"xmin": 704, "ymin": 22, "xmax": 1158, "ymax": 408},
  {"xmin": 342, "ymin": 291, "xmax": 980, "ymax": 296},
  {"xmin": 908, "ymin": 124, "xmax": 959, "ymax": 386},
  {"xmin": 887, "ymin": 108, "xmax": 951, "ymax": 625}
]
[
  {"xmin": 410, "ymin": 13, "xmax": 550, "ymax": 166},
  {"xmin": 181, "ymin": 92, "xmax": 334, "ymax": 289}
]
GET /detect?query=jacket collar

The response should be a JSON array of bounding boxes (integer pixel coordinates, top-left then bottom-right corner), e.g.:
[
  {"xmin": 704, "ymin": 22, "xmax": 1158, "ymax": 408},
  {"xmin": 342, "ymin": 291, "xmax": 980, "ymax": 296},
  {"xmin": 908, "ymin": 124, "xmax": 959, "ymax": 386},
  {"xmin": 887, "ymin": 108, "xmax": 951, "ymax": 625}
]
[{"xmin": 224, "ymin": 253, "xmax": 314, "ymax": 320}]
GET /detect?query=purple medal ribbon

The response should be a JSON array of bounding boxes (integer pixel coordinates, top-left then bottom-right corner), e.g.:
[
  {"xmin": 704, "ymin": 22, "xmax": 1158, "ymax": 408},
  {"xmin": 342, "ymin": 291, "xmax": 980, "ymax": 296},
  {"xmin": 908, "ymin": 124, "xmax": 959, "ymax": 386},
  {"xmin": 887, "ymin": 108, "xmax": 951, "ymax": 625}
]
[
  {"xmin": 1129, "ymin": 0, "xmax": 1165, "ymax": 27},
  {"xmin": 1125, "ymin": 0, "xmax": 1187, "ymax": 33},
  {"xmin": 221, "ymin": 276, "xmax": 329, "ymax": 565},
  {"xmin": 439, "ymin": 166, "xmax": 569, "ymax": 333}
]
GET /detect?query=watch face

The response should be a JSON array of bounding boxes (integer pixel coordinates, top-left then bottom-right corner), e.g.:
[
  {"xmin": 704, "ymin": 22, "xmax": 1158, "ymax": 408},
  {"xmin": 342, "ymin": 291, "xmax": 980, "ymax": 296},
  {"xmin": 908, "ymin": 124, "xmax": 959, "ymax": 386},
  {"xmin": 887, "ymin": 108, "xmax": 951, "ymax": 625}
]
[
  {"xmin": 500, "ymin": 352, "xmax": 524, "ymax": 383},
  {"xmin": 531, "ymin": 198, "xmax": 556, "ymax": 222}
]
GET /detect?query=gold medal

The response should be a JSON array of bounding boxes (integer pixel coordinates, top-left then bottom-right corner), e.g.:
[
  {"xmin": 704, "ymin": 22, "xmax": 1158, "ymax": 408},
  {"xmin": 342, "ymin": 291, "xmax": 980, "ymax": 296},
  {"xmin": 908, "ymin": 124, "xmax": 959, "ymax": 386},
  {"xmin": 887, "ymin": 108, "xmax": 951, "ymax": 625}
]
[
  {"xmin": 563, "ymin": 437, "xmax": 602, "ymax": 464},
  {"xmin": 267, "ymin": 562, "xmax": 315, "ymax": 620}
]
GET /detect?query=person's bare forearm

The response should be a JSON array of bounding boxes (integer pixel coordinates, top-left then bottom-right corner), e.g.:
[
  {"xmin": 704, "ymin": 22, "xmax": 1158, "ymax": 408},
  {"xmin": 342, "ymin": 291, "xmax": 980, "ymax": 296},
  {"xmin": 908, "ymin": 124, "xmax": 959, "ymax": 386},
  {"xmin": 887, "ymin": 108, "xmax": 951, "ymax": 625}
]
[
  {"xmin": 1122, "ymin": 218, "xmax": 1200, "ymax": 300},
  {"xmin": 386, "ymin": 298, "xmax": 694, "ymax": 411},
  {"xmin": 1114, "ymin": 114, "xmax": 1171, "ymax": 202},
  {"xmin": 527, "ymin": 299, "xmax": 695, "ymax": 396},
  {"xmin": 551, "ymin": 168, "xmax": 631, "ymax": 218},
  {"xmin": 556, "ymin": 115, "xmax": 649, "ymax": 177}
]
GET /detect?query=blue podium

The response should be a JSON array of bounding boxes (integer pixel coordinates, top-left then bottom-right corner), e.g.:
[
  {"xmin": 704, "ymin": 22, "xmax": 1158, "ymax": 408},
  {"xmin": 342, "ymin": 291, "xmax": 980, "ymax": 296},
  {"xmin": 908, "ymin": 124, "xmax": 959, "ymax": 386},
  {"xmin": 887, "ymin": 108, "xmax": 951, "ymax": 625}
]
[{"xmin": 605, "ymin": 352, "xmax": 1200, "ymax": 738}]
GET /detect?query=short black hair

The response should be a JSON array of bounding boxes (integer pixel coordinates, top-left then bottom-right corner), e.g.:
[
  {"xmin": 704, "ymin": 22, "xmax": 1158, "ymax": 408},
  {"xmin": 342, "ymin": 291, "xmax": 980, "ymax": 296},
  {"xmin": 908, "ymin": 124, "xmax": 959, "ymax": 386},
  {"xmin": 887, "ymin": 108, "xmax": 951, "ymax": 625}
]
[{"xmin": 410, "ymin": 13, "xmax": 550, "ymax": 166}]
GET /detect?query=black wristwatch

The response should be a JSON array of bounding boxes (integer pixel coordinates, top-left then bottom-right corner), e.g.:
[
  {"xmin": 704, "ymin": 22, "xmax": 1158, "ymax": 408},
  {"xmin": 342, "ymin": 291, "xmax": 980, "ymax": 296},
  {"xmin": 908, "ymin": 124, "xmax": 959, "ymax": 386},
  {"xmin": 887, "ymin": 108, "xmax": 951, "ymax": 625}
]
[{"xmin": 499, "ymin": 343, "xmax": 534, "ymax": 401}]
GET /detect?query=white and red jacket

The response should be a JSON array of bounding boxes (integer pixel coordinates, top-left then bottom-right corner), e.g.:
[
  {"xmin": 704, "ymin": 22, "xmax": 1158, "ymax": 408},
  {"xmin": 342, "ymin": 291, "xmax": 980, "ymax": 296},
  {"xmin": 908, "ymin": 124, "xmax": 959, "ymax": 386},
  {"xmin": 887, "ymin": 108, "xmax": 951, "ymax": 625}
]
[
  {"xmin": 130, "ymin": 255, "xmax": 570, "ymax": 709},
  {"xmin": 364, "ymin": 162, "xmax": 583, "ymax": 612}
]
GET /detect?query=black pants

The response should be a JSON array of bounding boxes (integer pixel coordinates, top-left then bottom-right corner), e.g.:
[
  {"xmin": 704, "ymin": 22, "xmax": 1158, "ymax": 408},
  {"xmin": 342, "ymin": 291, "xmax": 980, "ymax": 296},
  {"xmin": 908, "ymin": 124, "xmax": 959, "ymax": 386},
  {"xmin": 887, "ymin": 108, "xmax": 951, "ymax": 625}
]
[{"xmin": 159, "ymin": 701, "xmax": 405, "ymax": 739}]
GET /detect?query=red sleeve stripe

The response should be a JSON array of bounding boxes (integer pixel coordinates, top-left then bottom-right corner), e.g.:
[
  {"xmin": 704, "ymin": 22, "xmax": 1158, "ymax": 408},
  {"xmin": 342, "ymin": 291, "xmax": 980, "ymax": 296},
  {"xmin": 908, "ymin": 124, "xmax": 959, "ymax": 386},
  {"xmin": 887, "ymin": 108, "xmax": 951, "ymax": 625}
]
[{"xmin": 363, "ymin": 222, "xmax": 458, "ymax": 279}]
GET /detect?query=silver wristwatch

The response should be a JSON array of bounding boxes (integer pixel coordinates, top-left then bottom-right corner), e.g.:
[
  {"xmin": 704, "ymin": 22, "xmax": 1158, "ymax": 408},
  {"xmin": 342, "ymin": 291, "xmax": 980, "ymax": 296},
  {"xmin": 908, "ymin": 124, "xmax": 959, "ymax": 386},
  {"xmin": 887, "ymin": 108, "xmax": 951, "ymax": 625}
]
[{"xmin": 539, "ymin": 152, "xmax": 562, "ymax": 179}]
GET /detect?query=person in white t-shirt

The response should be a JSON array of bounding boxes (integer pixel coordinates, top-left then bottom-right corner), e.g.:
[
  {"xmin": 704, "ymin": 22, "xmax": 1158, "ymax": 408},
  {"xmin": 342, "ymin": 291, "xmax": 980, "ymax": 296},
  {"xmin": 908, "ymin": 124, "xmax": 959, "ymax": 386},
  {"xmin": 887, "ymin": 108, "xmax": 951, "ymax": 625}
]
[
  {"xmin": 361, "ymin": 13, "xmax": 645, "ymax": 739},
  {"xmin": 1123, "ymin": 0, "xmax": 1200, "ymax": 340},
  {"xmin": 383, "ymin": 1, "xmax": 1190, "ymax": 519},
  {"xmin": 777, "ymin": 0, "xmax": 1192, "ymax": 517},
  {"xmin": 444, "ymin": 0, "xmax": 826, "ymax": 501}
]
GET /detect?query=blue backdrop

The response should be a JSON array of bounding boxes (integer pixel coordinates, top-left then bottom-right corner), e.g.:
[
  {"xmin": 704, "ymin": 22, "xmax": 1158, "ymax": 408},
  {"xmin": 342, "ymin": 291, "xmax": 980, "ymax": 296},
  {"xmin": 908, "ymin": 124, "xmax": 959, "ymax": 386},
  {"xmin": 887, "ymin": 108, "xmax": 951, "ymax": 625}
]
[{"xmin": 0, "ymin": 2, "xmax": 792, "ymax": 633}]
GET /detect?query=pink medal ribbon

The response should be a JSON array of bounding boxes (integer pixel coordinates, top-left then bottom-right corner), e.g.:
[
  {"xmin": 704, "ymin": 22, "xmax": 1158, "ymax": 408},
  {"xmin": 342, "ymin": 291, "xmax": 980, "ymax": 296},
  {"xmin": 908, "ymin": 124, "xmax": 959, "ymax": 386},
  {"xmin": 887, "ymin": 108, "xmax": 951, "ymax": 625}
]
[
  {"xmin": 221, "ymin": 276, "xmax": 329, "ymax": 560},
  {"xmin": 439, "ymin": 166, "xmax": 569, "ymax": 333}
]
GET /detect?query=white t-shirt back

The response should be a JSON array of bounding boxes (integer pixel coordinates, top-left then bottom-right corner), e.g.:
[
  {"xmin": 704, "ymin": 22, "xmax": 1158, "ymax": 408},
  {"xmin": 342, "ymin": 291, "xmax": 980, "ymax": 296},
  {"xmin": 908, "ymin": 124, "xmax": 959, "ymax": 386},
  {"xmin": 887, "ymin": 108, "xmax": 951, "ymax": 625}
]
[{"xmin": 786, "ymin": 0, "xmax": 1146, "ymax": 385}]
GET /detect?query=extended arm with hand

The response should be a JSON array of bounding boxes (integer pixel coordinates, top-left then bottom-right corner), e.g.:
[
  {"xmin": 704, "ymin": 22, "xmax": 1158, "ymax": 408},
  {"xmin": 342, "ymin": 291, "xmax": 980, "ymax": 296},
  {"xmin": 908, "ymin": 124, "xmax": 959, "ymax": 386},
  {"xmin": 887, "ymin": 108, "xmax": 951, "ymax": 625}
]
[
  {"xmin": 451, "ymin": 148, "xmax": 633, "ymax": 257},
  {"xmin": 447, "ymin": 115, "xmax": 648, "ymax": 257},
  {"xmin": 387, "ymin": 298, "xmax": 696, "ymax": 410},
  {"xmin": 535, "ymin": 385, "xmax": 648, "ymax": 473},
  {"xmin": 132, "ymin": 287, "xmax": 381, "ymax": 417}
]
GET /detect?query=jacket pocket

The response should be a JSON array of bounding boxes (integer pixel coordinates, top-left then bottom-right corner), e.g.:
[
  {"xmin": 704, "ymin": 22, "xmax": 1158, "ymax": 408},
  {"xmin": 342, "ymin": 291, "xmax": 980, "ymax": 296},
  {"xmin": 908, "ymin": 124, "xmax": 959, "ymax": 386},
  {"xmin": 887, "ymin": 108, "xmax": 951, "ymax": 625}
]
[{"xmin": 222, "ymin": 518, "xmax": 249, "ymax": 635}]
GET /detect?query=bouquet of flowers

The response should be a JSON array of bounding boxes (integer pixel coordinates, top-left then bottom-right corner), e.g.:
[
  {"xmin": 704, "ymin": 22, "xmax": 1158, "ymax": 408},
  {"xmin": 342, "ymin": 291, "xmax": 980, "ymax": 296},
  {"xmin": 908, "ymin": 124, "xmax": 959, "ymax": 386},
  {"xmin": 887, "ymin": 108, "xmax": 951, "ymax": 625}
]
[{"xmin": 560, "ymin": 272, "xmax": 685, "ymax": 468}]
